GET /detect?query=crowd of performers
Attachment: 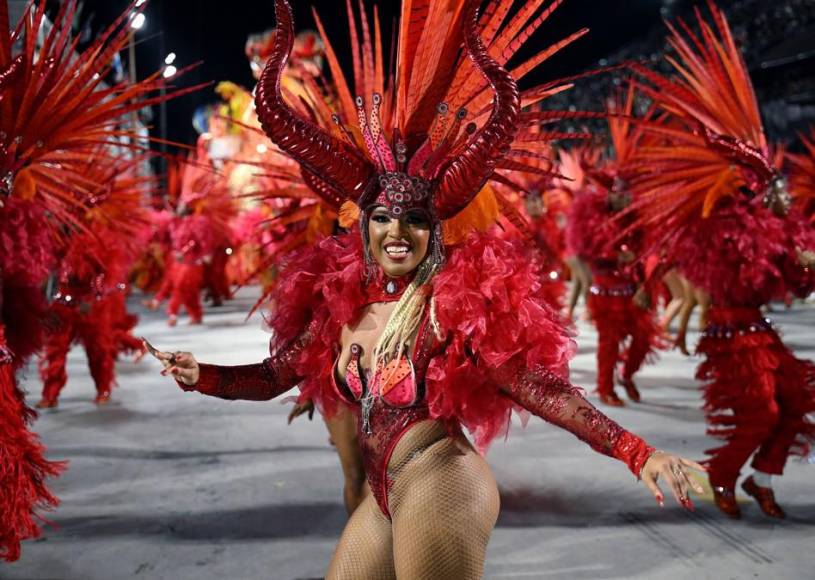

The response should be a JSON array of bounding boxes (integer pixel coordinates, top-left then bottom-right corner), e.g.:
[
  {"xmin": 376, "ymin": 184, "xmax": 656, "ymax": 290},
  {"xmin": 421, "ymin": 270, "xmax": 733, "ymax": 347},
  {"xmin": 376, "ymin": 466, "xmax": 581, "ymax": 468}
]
[{"xmin": 2, "ymin": 0, "xmax": 815, "ymax": 574}]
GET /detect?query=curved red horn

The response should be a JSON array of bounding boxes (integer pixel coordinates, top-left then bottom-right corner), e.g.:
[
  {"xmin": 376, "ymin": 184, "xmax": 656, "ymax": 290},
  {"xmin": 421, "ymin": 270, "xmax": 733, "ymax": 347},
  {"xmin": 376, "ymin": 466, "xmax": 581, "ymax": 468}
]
[
  {"xmin": 702, "ymin": 127, "xmax": 775, "ymax": 190},
  {"xmin": 433, "ymin": 0, "xmax": 520, "ymax": 220},
  {"xmin": 301, "ymin": 168, "xmax": 347, "ymax": 209},
  {"xmin": 255, "ymin": 0, "xmax": 374, "ymax": 206}
]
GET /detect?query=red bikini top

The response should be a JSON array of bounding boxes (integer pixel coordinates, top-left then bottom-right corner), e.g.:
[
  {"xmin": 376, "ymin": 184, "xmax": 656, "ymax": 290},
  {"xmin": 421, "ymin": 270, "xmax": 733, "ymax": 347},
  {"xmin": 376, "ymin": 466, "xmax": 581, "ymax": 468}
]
[{"xmin": 332, "ymin": 343, "xmax": 422, "ymax": 408}]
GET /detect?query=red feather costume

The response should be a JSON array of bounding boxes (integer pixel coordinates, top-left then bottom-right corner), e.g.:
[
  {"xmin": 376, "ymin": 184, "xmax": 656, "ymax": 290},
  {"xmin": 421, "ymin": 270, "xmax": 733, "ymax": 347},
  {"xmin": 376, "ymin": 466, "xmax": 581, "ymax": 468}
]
[
  {"xmin": 565, "ymin": 89, "xmax": 662, "ymax": 405},
  {"xmin": 175, "ymin": 2, "xmax": 662, "ymax": 561},
  {"xmin": 38, "ymin": 161, "xmax": 150, "ymax": 407},
  {"xmin": 0, "ymin": 0, "xmax": 197, "ymax": 559},
  {"xmin": 39, "ymin": 234, "xmax": 125, "ymax": 406},
  {"xmin": 566, "ymin": 186, "xmax": 661, "ymax": 403},
  {"xmin": 0, "ymin": 198, "xmax": 64, "ymax": 562},
  {"xmin": 152, "ymin": 158, "xmax": 236, "ymax": 325},
  {"xmin": 626, "ymin": 2, "xmax": 815, "ymax": 516},
  {"xmin": 491, "ymin": 145, "xmax": 568, "ymax": 310}
]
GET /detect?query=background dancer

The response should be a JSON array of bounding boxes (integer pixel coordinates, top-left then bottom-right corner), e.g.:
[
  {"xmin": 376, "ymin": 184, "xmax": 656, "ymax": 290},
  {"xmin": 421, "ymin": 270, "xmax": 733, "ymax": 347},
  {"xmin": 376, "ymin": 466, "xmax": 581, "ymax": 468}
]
[{"xmin": 626, "ymin": 1, "xmax": 815, "ymax": 519}]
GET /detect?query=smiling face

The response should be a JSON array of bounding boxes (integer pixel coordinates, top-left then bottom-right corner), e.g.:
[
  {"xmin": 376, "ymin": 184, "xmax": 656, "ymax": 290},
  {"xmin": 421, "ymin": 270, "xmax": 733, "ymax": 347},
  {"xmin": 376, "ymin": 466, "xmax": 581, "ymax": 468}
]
[{"xmin": 367, "ymin": 206, "xmax": 431, "ymax": 278}]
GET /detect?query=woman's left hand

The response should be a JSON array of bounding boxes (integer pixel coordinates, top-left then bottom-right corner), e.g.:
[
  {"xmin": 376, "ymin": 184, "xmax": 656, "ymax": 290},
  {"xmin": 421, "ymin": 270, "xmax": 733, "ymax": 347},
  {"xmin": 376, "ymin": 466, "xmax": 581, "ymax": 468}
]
[{"xmin": 640, "ymin": 451, "xmax": 706, "ymax": 509}]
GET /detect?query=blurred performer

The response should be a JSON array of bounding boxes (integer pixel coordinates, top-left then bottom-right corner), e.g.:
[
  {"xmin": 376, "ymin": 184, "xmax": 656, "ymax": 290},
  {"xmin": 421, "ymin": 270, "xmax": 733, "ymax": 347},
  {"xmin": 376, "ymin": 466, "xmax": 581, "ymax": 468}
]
[
  {"xmin": 131, "ymin": 208, "xmax": 174, "ymax": 295},
  {"xmin": 557, "ymin": 147, "xmax": 599, "ymax": 320},
  {"xmin": 493, "ymin": 139, "xmax": 572, "ymax": 311},
  {"xmin": 38, "ymin": 234, "xmax": 136, "ymax": 407},
  {"xmin": 566, "ymin": 89, "xmax": 662, "ymax": 406},
  {"xmin": 38, "ymin": 158, "xmax": 149, "ymax": 407},
  {"xmin": 567, "ymin": 182, "xmax": 660, "ymax": 406},
  {"xmin": 150, "ymin": 158, "xmax": 235, "ymax": 326},
  {"xmin": 153, "ymin": 207, "xmax": 213, "ymax": 326},
  {"xmin": 627, "ymin": 2, "xmax": 815, "ymax": 519},
  {"xmin": 0, "ymin": 0, "xmax": 187, "ymax": 560},
  {"xmin": 522, "ymin": 189, "xmax": 567, "ymax": 309}
]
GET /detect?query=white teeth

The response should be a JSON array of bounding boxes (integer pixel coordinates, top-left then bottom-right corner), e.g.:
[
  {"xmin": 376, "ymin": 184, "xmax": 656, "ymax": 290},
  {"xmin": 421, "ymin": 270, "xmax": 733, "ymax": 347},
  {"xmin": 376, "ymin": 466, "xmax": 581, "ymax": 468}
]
[{"xmin": 385, "ymin": 246, "xmax": 410, "ymax": 256}]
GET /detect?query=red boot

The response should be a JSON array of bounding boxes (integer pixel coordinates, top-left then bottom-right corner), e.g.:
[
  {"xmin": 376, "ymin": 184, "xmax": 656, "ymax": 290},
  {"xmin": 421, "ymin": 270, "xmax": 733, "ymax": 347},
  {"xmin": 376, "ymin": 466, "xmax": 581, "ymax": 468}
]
[
  {"xmin": 712, "ymin": 486, "xmax": 741, "ymax": 519},
  {"xmin": 618, "ymin": 376, "xmax": 641, "ymax": 402},
  {"xmin": 598, "ymin": 391, "xmax": 625, "ymax": 407},
  {"xmin": 35, "ymin": 398, "xmax": 58, "ymax": 409},
  {"xmin": 94, "ymin": 391, "xmax": 111, "ymax": 405},
  {"xmin": 741, "ymin": 476, "xmax": 785, "ymax": 519}
]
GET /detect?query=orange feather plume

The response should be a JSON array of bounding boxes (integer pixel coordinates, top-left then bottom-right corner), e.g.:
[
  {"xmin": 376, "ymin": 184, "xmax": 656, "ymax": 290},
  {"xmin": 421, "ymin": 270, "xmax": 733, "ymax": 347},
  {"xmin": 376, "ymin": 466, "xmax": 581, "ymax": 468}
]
[{"xmin": 625, "ymin": 0, "xmax": 775, "ymax": 237}]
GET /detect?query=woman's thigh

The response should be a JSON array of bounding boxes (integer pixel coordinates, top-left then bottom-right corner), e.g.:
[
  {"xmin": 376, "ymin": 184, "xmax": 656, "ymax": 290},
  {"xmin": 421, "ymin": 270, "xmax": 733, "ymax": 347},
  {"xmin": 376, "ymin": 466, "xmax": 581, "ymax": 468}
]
[
  {"xmin": 325, "ymin": 493, "xmax": 395, "ymax": 580},
  {"xmin": 389, "ymin": 438, "xmax": 500, "ymax": 580}
]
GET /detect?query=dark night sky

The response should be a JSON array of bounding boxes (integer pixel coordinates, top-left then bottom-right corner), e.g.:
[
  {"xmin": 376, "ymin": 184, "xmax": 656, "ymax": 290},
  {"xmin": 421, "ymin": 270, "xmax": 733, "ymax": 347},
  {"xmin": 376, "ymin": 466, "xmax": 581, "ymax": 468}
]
[{"xmin": 64, "ymin": 0, "xmax": 665, "ymax": 147}]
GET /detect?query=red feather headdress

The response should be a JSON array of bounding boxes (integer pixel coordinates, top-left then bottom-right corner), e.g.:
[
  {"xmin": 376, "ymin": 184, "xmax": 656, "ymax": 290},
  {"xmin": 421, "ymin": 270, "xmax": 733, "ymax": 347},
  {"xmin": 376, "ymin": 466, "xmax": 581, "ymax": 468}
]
[
  {"xmin": 254, "ymin": 0, "xmax": 597, "ymax": 238},
  {"xmin": 624, "ymin": 0, "xmax": 780, "ymax": 241}
]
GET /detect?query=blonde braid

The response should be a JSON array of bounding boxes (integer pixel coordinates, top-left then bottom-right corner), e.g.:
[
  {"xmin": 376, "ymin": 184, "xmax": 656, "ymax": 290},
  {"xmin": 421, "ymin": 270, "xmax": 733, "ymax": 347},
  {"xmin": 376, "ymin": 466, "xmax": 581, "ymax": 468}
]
[{"xmin": 371, "ymin": 259, "xmax": 437, "ymax": 379}]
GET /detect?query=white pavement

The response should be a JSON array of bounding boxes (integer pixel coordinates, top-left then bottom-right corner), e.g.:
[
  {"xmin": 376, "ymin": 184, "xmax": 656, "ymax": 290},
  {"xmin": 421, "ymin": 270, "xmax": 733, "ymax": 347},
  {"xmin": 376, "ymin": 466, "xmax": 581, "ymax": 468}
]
[{"xmin": 5, "ymin": 287, "xmax": 815, "ymax": 580}]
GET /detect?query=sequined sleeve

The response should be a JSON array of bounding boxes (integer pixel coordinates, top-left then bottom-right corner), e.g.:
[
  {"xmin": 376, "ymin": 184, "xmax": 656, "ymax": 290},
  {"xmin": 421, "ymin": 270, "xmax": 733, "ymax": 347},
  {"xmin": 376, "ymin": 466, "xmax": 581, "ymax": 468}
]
[
  {"xmin": 498, "ymin": 363, "xmax": 655, "ymax": 477},
  {"xmin": 177, "ymin": 337, "xmax": 306, "ymax": 401}
]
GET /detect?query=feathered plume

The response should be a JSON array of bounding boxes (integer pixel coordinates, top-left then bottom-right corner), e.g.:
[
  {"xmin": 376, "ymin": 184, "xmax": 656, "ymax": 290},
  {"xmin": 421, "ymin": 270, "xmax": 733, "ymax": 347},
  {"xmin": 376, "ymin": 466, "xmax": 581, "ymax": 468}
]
[
  {"xmin": 625, "ymin": 0, "xmax": 776, "ymax": 238},
  {"xmin": 256, "ymin": 0, "xmax": 598, "ymax": 223}
]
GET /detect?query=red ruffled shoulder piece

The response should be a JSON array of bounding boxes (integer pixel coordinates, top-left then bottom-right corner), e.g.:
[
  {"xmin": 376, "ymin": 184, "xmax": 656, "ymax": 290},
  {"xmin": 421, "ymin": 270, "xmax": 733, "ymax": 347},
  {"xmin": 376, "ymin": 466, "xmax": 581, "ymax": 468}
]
[
  {"xmin": 565, "ymin": 188, "xmax": 614, "ymax": 260},
  {"xmin": 267, "ymin": 232, "xmax": 367, "ymax": 416},
  {"xmin": 673, "ymin": 198, "xmax": 815, "ymax": 306},
  {"xmin": 427, "ymin": 230, "xmax": 576, "ymax": 450}
]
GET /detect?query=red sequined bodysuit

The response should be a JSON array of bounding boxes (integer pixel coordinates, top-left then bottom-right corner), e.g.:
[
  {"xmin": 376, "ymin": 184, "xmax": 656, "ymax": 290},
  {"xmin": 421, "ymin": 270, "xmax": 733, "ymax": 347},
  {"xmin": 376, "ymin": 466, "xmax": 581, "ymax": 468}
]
[{"xmin": 181, "ymin": 275, "xmax": 655, "ymax": 518}]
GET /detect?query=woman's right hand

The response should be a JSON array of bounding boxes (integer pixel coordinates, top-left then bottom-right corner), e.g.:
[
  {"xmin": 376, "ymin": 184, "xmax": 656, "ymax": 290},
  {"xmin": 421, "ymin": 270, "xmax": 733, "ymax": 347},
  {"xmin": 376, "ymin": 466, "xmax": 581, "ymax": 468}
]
[{"xmin": 142, "ymin": 339, "xmax": 200, "ymax": 386}]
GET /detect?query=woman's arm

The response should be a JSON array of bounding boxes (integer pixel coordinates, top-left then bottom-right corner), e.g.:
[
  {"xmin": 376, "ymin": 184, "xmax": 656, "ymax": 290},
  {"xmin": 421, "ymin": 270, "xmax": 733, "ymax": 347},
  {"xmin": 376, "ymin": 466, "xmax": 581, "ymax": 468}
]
[
  {"xmin": 495, "ymin": 360, "xmax": 705, "ymax": 507},
  {"xmin": 146, "ymin": 336, "xmax": 307, "ymax": 401},
  {"xmin": 497, "ymin": 363, "xmax": 653, "ymax": 476}
]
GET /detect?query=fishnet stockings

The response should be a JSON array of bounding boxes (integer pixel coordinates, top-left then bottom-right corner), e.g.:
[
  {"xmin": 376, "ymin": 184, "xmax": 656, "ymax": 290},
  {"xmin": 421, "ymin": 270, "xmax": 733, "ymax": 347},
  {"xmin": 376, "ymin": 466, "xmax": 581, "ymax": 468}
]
[
  {"xmin": 327, "ymin": 420, "xmax": 499, "ymax": 579},
  {"xmin": 326, "ymin": 492, "xmax": 396, "ymax": 579}
]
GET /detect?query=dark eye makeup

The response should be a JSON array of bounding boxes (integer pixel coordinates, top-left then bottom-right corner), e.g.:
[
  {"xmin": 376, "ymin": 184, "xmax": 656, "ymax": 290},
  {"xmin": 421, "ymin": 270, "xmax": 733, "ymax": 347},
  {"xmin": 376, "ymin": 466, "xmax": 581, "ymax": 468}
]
[
  {"xmin": 368, "ymin": 209, "xmax": 429, "ymax": 227},
  {"xmin": 405, "ymin": 211, "xmax": 429, "ymax": 226}
]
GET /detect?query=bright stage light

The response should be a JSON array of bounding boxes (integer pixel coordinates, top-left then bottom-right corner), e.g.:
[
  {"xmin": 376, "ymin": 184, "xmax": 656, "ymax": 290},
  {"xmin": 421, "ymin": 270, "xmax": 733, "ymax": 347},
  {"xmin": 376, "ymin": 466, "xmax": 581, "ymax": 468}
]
[
  {"xmin": 163, "ymin": 65, "xmax": 177, "ymax": 79},
  {"xmin": 165, "ymin": 53, "xmax": 176, "ymax": 65},
  {"xmin": 130, "ymin": 13, "xmax": 146, "ymax": 30}
]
